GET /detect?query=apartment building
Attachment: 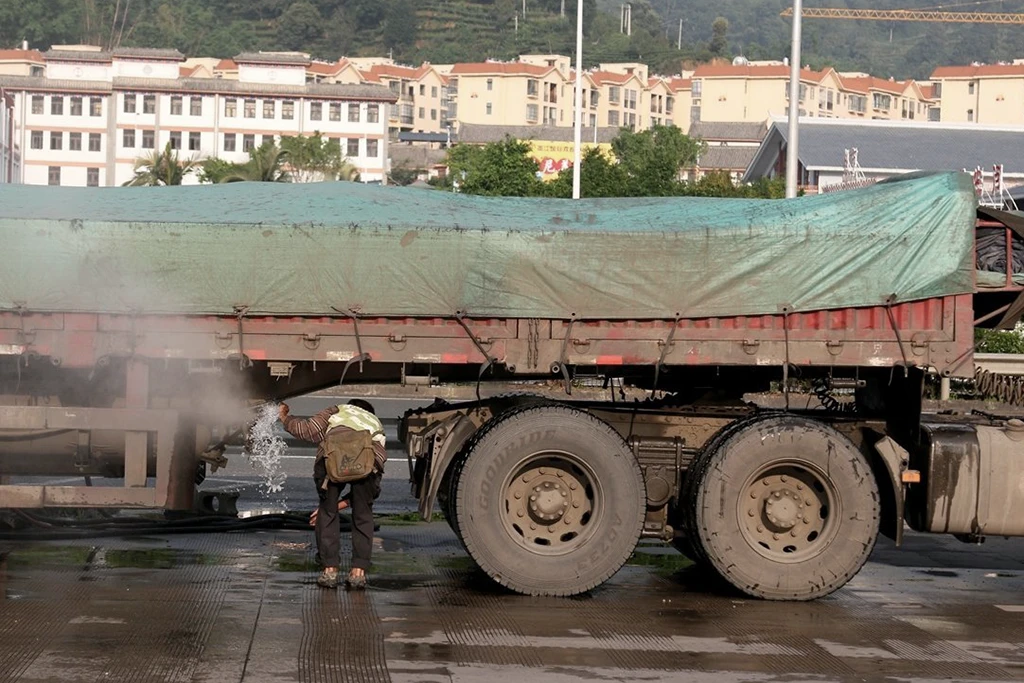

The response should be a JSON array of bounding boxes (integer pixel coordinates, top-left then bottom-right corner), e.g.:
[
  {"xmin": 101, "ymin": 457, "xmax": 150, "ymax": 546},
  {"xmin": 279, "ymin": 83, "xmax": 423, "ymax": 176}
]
[
  {"xmin": 690, "ymin": 62, "xmax": 934, "ymax": 126},
  {"xmin": 0, "ymin": 47, "xmax": 395, "ymax": 186},
  {"xmin": 667, "ymin": 77, "xmax": 693, "ymax": 133},
  {"xmin": 362, "ymin": 63, "xmax": 450, "ymax": 138},
  {"xmin": 929, "ymin": 63, "xmax": 1024, "ymax": 125},
  {"xmin": 448, "ymin": 61, "xmax": 569, "ymax": 127},
  {"xmin": 0, "ymin": 48, "xmax": 44, "ymax": 77}
]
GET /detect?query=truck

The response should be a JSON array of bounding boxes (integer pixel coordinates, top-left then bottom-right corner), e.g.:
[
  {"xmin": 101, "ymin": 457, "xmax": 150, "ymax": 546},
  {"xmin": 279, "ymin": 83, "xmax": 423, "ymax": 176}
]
[{"xmin": 2, "ymin": 171, "xmax": 1023, "ymax": 601}]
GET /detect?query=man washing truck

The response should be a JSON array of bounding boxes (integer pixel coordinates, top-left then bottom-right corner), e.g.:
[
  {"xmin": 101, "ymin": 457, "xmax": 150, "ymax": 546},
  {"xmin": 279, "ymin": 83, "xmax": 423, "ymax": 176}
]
[{"xmin": 279, "ymin": 400, "xmax": 385, "ymax": 589}]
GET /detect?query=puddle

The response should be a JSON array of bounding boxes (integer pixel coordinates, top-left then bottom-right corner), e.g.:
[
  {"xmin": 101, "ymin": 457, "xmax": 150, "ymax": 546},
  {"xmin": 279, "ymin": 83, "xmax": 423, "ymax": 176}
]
[
  {"xmin": 6, "ymin": 546, "xmax": 93, "ymax": 568},
  {"xmin": 627, "ymin": 551, "xmax": 695, "ymax": 576}
]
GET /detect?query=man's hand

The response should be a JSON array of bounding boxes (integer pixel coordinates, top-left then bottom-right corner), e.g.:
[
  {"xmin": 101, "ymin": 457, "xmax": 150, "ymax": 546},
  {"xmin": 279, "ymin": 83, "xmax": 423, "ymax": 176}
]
[
  {"xmin": 278, "ymin": 403, "xmax": 290, "ymax": 422},
  {"xmin": 309, "ymin": 499, "xmax": 349, "ymax": 527}
]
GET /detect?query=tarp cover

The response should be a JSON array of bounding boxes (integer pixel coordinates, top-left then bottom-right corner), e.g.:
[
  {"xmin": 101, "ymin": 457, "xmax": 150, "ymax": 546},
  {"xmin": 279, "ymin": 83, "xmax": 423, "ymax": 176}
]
[{"xmin": 0, "ymin": 172, "xmax": 976, "ymax": 320}]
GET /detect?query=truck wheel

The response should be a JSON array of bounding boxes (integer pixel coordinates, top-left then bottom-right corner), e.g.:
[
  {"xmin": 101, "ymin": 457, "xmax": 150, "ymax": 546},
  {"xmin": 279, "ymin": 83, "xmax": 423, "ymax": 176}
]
[
  {"xmin": 686, "ymin": 415, "xmax": 879, "ymax": 600},
  {"xmin": 454, "ymin": 405, "xmax": 646, "ymax": 596}
]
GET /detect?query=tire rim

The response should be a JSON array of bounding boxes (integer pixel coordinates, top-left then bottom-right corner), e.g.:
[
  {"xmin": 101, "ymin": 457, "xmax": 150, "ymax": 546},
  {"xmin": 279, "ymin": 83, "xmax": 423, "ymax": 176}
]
[
  {"xmin": 500, "ymin": 450, "xmax": 601, "ymax": 557},
  {"xmin": 737, "ymin": 459, "xmax": 841, "ymax": 564}
]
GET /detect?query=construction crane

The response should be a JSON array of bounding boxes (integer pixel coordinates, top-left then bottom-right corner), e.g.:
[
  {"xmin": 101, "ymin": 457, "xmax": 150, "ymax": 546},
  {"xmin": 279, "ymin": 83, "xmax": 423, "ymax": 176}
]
[{"xmin": 780, "ymin": 8, "xmax": 1024, "ymax": 24}]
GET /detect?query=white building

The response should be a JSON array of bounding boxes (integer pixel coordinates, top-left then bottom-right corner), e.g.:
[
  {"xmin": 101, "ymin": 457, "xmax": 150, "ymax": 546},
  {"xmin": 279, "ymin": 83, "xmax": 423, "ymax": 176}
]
[
  {"xmin": 0, "ymin": 47, "xmax": 396, "ymax": 187},
  {"xmin": 0, "ymin": 87, "xmax": 19, "ymax": 183}
]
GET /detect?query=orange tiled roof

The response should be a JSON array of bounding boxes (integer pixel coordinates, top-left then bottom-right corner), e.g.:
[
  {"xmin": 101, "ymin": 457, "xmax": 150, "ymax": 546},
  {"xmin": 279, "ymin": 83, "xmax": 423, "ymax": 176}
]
[
  {"xmin": 450, "ymin": 61, "xmax": 555, "ymax": 77},
  {"xmin": 692, "ymin": 63, "xmax": 830, "ymax": 83},
  {"xmin": 214, "ymin": 59, "xmax": 238, "ymax": 71},
  {"xmin": 668, "ymin": 77, "xmax": 692, "ymax": 91},
  {"xmin": 919, "ymin": 83, "xmax": 937, "ymax": 100},
  {"xmin": 931, "ymin": 63, "xmax": 1024, "ymax": 79},
  {"xmin": 839, "ymin": 76, "xmax": 907, "ymax": 95},
  {"xmin": 179, "ymin": 65, "xmax": 197, "ymax": 78},
  {"xmin": 0, "ymin": 49, "xmax": 44, "ymax": 62}
]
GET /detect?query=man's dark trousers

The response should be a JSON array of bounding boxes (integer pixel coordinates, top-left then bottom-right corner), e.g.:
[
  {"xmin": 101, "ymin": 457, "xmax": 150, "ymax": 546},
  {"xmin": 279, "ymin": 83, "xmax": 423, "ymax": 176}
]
[{"xmin": 313, "ymin": 458, "xmax": 382, "ymax": 569}]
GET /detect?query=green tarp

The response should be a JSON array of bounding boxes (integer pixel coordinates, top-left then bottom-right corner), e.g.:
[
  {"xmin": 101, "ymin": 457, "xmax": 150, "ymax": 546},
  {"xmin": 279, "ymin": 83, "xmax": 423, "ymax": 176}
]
[{"xmin": 0, "ymin": 172, "xmax": 976, "ymax": 320}]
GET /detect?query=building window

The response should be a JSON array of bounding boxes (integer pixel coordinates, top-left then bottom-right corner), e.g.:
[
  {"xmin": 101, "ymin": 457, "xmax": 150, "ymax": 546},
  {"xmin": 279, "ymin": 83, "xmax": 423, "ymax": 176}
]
[
  {"xmin": 347, "ymin": 138, "xmax": 359, "ymax": 157},
  {"xmin": 348, "ymin": 103, "xmax": 360, "ymax": 122},
  {"xmin": 31, "ymin": 95, "xmax": 43, "ymax": 114},
  {"xmin": 418, "ymin": 106, "xmax": 425, "ymax": 119},
  {"xmin": 70, "ymin": 96, "xmax": 83, "ymax": 116},
  {"xmin": 30, "ymin": 130, "xmax": 43, "ymax": 149},
  {"xmin": 189, "ymin": 132, "xmax": 201, "ymax": 151},
  {"xmin": 190, "ymin": 96, "xmax": 202, "ymax": 116},
  {"xmin": 169, "ymin": 131, "xmax": 181, "ymax": 150},
  {"xmin": 431, "ymin": 86, "xmax": 438, "ymax": 98},
  {"xmin": 87, "ymin": 168, "xmax": 99, "ymax": 187},
  {"xmin": 242, "ymin": 134, "xmax": 255, "ymax": 152},
  {"xmin": 419, "ymin": 84, "xmax": 425, "ymax": 96},
  {"xmin": 142, "ymin": 129, "xmax": 155, "ymax": 148},
  {"xmin": 48, "ymin": 166, "xmax": 60, "ymax": 186},
  {"xmin": 873, "ymin": 93, "xmax": 891, "ymax": 110},
  {"xmin": 367, "ymin": 104, "xmax": 379, "ymax": 123},
  {"xmin": 690, "ymin": 105, "xmax": 701, "ymax": 122},
  {"xmin": 430, "ymin": 108, "xmax": 437, "ymax": 120},
  {"xmin": 225, "ymin": 98, "xmax": 237, "ymax": 117},
  {"xmin": 968, "ymin": 108, "xmax": 974, "ymax": 122},
  {"xmin": 666, "ymin": 96, "xmax": 674, "ymax": 114},
  {"xmin": 123, "ymin": 129, "xmax": 135, "ymax": 148},
  {"xmin": 143, "ymin": 95, "xmax": 156, "ymax": 114},
  {"xmin": 263, "ymin": 100, "xmax": 275, "ymax": 118},
  {"xmin": 282, "ymin": 100, "xmax": 294, "ymax": 120},
  {"xmin": 50, "ymin": 132, "xmax": 63, "ymax": 150},
  {"xmin": 244, "ymin": 99, "xmax": 256, "ymax": 118},
  {"xmin": 329, "ymin": 103, "xmax": 342, "ymax": 121},
  {"xmin": 170, "ymin": 95, "xmax": 183, "ymax": 115},
  {"xmin": 625, "ymin": 89, "xmax": 637, "ymax": 110},
  {"xmin": 68, "ymin": 132, "xmax": 82, "ymax": 151},
  {"xmin": 589, "ymin": 113, "xmax": 596, "ymax": 127},
  {"xmin": 90, "ymin": 98, "xmax": 102, "ymax": 116},
  {"xmin": 51, "ymin": 96, "xmax": 64, "ymax": 115},
  {"xmin": 367, "ymin": 139, "xmax": 378, "ymax": 157},
  {"xmin": 486, "ymin": 78, "xmax": 493, "ymax": 91},
  {"xmin": 89, "ymin": 133, "xmax": 101, "ymax": 152},
  {"xmin": 124, "ymin": 93, "xmax": 137, "ymax": 113},
  {"xmin": 607, "ymin": 110, "xmax": 619, "ymax": 126},
  {"xmin": 968, "ymin": 81, "xmax": 976, "ymax": 95},
  {"xmin": 527, "ymin": 79, "xmax": 538, "ymax": 97},
  {"xmin": 526, "ymin": 104, "xmax": 538, "ymax": 121},
  {"xmin": 224, "ymin": 133, "xmax": 236, "ymax": 152},
  {"xmin": 310, "ymin": 102, "xmax": 322, "ymax": 120},
  {"xmin": 261, "ymin": 135, "xmax": 274, "ymax": 147},
  {"xmin": 486, "ymin": 102, "xmax": 492, "ymax": 115}
]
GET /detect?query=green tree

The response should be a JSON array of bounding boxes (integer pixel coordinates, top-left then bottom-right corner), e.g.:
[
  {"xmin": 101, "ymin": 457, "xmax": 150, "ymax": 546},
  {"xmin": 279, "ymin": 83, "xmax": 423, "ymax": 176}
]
[
  {"xmin": 611, "ymin": 126, "xmax": 706, "ymax": 195},
  {"xmin": 710, "ymin": 17, "xmax": 729, "ymax": 57},
  {"xmin": 279, "ymin": 132, "xmax": 346, "ymax": 182},
  {"xmin": 546, "ymin": 146, "xmax": 629, "ymax": 198},
  {"xmin": 383, "ymin": 0, "xmax": 418, "ymax": 53},
  {"xmin": 277, "ymin": 1, "xmax": 324, "ymax": 51},
  {"xmin": 447, "ymin": 137, "xmax": 543, "ymax": 197},
  {"xmin": 124, "ymin": 143, "xmax": 200, "ymax": 186},
  {"xmin": 198, "ymin": 157, "xmax": 241, "ymax": 184},
  {"xmin": 222, "ymin": 142, "xmax": 292, "ymax": 182}
]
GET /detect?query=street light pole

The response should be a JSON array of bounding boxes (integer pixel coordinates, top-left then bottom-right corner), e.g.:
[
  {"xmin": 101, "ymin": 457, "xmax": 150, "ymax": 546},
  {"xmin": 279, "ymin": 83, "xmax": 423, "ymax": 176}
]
[
  {"xmin": 785, "ymin": 0, "xmax": 802, "ymax": 198},
  {"xmin": 572, "ymin": 0, "xmax": 584, "ymax": 199}
]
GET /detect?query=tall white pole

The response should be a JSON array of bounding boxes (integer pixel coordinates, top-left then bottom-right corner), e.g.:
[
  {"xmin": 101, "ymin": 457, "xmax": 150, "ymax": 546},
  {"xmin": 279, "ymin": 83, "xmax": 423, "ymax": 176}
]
[
  {"xmin": 785, "ymin": 0, "xmax": 802, "ymax": 198},
  {"xmin": 572, "ymin": 0, "xmax": 584, "ymax": 199}
]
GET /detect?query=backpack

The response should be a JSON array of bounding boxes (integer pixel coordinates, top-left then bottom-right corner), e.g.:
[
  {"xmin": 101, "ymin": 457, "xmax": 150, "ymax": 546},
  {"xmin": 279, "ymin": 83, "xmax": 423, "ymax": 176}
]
[{"xmin": 323, "ymin": 427, "xmax": 382, "ymax": 484}]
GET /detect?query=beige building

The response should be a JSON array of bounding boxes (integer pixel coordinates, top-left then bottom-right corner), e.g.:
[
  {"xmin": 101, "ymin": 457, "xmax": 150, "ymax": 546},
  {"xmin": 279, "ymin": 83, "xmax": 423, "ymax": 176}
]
[
  {"xmin": 448, "ymin": 61, "xmax": 569, "ymax": 128},
  {"xmin": 0, "ymin": 48, "xmax": 44, "ymax": 77},
  {"xmin": 362, "ymin": 63, "xmax": 450, "ymax": 138},
  {"xmin": 929, "ymin": 63, "xmax": 1024, "ymax": 125}
]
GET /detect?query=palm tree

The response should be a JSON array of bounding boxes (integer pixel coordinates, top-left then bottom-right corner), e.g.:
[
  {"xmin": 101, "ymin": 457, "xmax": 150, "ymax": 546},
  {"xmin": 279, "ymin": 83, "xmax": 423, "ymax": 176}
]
[
  {"xmin": 221, "ymin": 142, "xmax": 291, "ymax": 183},
  {"xmin": 124, "ymin": 143, "xmax": 200, "ymax": 186}
]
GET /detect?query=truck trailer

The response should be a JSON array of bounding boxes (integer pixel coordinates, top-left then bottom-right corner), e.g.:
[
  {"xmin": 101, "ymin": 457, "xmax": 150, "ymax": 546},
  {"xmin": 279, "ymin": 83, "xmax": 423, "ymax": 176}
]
[{"xmin": 2, "ymin": 171, "xmax": 1023, "ymax": 601}]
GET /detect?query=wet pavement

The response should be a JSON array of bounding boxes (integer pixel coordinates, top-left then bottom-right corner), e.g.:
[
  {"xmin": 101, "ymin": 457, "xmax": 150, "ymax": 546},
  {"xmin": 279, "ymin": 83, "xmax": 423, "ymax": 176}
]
[{"xmin": 0, "ymin": 520, "xmax": 1022, "ymax": 683}]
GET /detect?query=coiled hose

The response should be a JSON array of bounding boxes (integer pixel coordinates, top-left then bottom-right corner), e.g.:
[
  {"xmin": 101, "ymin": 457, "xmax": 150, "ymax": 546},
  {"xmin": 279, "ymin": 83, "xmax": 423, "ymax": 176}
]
[{"xmin": 974, "ymin": 367, "xmax": 1024, "ymax": 406}]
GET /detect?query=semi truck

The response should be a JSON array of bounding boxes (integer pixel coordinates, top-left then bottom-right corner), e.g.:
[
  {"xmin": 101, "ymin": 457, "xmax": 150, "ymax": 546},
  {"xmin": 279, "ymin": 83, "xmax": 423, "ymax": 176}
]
[{"xmin": 2, "ymin": 171, "xmax": 1024, "ymax": 601}]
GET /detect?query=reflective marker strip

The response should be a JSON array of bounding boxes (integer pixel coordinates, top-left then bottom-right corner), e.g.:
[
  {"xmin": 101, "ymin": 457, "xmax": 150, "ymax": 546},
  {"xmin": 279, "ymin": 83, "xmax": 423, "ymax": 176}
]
[{"xmin": 0, "ymin": 344, "xmax": 25, "ymax": 355}]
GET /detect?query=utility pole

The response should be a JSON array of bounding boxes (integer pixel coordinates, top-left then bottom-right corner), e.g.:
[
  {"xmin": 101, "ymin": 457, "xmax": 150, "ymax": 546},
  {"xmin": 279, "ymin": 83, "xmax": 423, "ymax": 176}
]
[
  {"xmin": 678, "ymin": 19, "xmax": 683, "ymax": 49},
  {"xmin": 785, "ymin": 0, "xmax": 803, "ymax": 198},
  {"xmin": 561, "ymin": 0, "xmax": 565, "ymax": 18},
  {"xmin": 572, "ymin": 0, "xmax": 584, "ymax": 199}
]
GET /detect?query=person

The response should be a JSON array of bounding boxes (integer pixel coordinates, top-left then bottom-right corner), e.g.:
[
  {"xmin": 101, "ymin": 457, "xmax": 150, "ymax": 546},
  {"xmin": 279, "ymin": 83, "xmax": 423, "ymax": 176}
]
[{"xmin": 279, "ymin": 399, "xmax": 385, "ymax": 589}]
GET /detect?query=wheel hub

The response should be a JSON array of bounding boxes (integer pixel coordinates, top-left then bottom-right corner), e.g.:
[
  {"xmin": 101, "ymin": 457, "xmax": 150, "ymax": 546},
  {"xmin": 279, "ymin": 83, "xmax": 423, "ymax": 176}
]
[
  {"xmin": 764, "ymin": 489, "xmax": 801, "ymax": 529},
  {"xmin": 529, "ymin": 479, "xmax": 569, "ymax": 521}
]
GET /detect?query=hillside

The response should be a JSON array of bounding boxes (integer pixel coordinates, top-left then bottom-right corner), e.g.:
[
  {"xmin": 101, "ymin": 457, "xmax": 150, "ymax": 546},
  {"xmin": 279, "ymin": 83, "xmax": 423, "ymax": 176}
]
[{"xmin": 2, "ymin": 0, "xmax": 1024, "ymax": 79}]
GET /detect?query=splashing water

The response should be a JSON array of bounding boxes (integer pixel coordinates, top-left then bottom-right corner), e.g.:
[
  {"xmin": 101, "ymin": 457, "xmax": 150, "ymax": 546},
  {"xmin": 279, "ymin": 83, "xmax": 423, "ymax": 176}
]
[{"xmin": 243, "ymin": 403, "xmax": 288, "ymax": 495}]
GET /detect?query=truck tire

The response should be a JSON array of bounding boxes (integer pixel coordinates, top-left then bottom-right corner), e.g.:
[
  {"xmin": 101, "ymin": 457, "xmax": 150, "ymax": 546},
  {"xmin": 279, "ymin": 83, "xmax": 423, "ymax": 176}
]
[
  {"xmin": 685, "ymin": 415, "xmax": 880, "ymax": 600},
  {"xmin": 454, "ymin": 405, "xmax": 646, "ymax": 596}
]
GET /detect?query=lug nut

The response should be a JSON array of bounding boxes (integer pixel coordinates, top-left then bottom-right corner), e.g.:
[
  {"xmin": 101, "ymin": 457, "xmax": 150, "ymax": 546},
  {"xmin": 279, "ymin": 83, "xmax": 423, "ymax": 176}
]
[
  {"xmin": 514, "ymin": 492, "xmax": 522, "ymax": 500},
  {"xmin": 790, "ymin": 530, "xmax": 798, "ymax": 537},
  {"xmin": 763, "ymin": 479, "xmax": 770, "ymax": 486},
  {"xmin": 797, "ymin": 483, "xmax": 804, "ymax": 490},
  {"xmin": 773, "ymin": 533, "xmax": 779, "ymax": 540},
  {"xmin": 748, "ymin": 509, "xmax": 755, "ymax": 517},
  {"xmin": 530, "ymin": 495, "xmax": 537, "ymax": 501},
  {"xmin": 780, "ymin": 475, "xmax": 788, "ymax": 482},
  {"xmin": 572, "ymin": 502, "xmax": 580, "ymax": 508},
  {"xmin": 750, "ymin": 491, "xmax": 757, "ymax": 499},
  {"xmin": 757, "ymin": 525, "xmax": 764, "ymax": 532},
  {"xmin": 539, "ymin": 468, "xmax": 546, "ymax": 475},
  {"xmin": 517, "ymin": 510, "xmax": 524, "ymax": 518}
]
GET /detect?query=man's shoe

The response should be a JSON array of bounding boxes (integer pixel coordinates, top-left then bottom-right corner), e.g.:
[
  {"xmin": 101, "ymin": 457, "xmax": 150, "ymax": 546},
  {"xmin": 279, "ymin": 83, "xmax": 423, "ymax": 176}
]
[
  {"xmin": 317, "ymin": 567, "xmax": 339, "ymax": 589},
  {"xmin": 345, "ymin": 573, "xmax": 367, "ymax": 591}
]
